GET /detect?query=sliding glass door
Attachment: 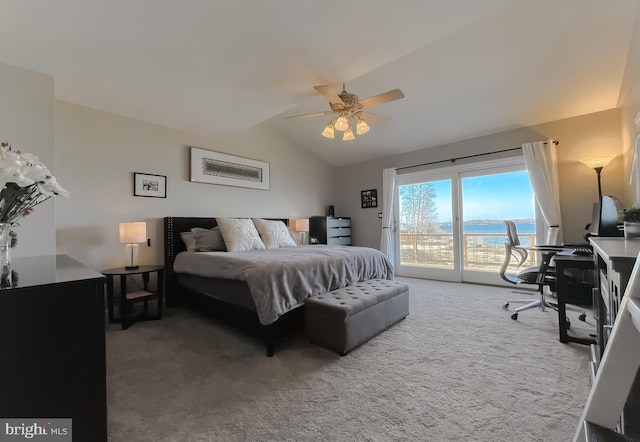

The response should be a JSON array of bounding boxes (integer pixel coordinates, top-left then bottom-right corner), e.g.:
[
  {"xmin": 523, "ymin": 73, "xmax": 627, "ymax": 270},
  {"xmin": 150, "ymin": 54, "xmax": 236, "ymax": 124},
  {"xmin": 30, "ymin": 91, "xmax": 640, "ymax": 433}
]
[
  {"xmin": 396, "ymin": 173, "xmax": 460, "ymax": 281},
  {"xmin": 395, "ymin": 158, "xmax": 537, "ymax": 284}
]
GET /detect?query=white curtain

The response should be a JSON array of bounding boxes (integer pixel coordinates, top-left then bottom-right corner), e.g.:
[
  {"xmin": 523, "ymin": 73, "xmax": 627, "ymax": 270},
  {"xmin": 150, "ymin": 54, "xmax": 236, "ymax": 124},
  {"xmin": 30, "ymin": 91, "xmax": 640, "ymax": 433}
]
[
  {"xmin": 522, "ymin": 140, "xmax": 562, "ymax": 245},
  {"xmin": 631, "ymin": 114, "xmax": 640, "ymax": 200},
  {"xmin": 380, "ymin": 167, "xmax": 396, "ymax": 269}
]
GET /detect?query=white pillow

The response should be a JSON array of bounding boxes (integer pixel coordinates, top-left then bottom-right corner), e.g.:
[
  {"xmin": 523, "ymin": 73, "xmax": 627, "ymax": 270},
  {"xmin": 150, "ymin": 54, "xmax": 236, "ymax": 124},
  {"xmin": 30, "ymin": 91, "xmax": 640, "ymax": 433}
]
[
  {"xmin": 215, "ymin": 217, "xmax": 266, "ymax": 252},
  {"xmin": 252, "ymin": 218, "xmax": 297, "ymax": 249}
]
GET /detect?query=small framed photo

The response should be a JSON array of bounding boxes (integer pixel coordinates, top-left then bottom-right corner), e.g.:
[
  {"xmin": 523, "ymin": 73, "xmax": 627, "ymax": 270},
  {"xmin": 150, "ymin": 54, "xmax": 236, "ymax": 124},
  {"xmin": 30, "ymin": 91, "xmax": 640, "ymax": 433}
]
[
  {"xmin": 134, "ymin": 172, "xmax": 166, "ymax": 198},
  {"xmin": 361, "ymin": 189, "xmax": 378, "ymax": 208}
]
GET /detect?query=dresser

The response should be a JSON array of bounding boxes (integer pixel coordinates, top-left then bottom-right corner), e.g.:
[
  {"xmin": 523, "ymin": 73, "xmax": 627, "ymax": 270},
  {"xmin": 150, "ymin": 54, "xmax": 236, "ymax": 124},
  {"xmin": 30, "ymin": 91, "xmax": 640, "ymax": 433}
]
[
  {"xmin": 589, "ymin": 237, "xmax": 640, "ymax": 356},
  {"xmin": 309, "ymin": 216, "xmax": 351, "ymax": 245},
  {"xmin": 0, "ymin": 254, "xmax": 107, "ymax": 442},
  {"xmin": 583, "ymin": 238, "xmax": 640, "ymax": 438}
]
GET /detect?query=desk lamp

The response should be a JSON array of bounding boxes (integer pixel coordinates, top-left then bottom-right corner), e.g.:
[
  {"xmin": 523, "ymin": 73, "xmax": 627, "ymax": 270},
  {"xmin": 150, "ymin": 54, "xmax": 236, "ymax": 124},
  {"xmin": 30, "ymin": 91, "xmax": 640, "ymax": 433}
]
[
  {"xmin": 580, "ymin": 155, "xmax": 616, "ymax": 199},
  {"xmin": 119, "ymin": 222, "xmax": 147, "ymax": 269}
]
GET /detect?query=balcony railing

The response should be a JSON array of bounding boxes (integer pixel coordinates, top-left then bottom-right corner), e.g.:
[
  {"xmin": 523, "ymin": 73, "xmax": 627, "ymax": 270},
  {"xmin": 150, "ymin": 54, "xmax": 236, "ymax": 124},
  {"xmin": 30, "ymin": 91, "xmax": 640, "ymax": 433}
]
[{"xmin": 399, "ymin": 232, "xmax": 537, "ymax": 271}]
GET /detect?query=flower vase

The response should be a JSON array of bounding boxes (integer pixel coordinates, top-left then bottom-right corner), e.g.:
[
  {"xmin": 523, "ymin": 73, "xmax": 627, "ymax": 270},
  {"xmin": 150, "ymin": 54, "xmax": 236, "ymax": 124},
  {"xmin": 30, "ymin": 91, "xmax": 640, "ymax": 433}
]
[{"xmin": 0, "ymin": 223, "xmax": 12, "ymax": 287}]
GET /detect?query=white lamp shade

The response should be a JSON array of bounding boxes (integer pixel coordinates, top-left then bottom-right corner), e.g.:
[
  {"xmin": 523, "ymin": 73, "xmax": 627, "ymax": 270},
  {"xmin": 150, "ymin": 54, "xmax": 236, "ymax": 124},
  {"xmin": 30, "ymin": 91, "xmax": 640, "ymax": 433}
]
[
  {"xmin": 119, "ymin": 222, "xmax": 147, "ymax": 244},
  {"xmin": 580, "ymin": 155, "xmax": 616, "ymax": 169},
  {"xmin": 293, "ymin": 219, "xmax": 309, "ymax": 232},
  {"xmin": 342, "ymin": 128, "xmax": 355, "ymax": 141},
  {"xmin": 356, "ymin": 119, "xmax": 370, "ymax": 135},
  {"xmin": 321, "ymin": 124, "xmax": 335, "ymax": 138},
  {"xmin": 334, "ymin": 116, "xmax": 349, "ymax": 131}
]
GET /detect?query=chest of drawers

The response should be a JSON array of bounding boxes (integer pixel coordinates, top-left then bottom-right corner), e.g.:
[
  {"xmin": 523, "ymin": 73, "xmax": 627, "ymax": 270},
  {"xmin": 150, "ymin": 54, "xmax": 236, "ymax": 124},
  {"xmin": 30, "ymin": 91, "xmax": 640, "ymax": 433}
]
[{"xmin": 309, "ymin": 216, "xmax": 351, "ymax": 245}]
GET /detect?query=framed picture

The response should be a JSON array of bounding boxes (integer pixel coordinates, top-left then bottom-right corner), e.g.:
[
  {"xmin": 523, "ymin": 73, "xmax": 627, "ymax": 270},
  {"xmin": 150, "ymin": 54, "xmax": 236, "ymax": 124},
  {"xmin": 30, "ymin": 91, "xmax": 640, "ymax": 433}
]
[
  {"xmin": 134, "ymin": 172, "xmax": 166, "ymax": 198},
  {"xmin": 190, "ymin": 147, "xmax": 270, "ymax": 190},
  {"xmin": 361, "ymin": 189, "xmax": 378, "ymax": 208}
]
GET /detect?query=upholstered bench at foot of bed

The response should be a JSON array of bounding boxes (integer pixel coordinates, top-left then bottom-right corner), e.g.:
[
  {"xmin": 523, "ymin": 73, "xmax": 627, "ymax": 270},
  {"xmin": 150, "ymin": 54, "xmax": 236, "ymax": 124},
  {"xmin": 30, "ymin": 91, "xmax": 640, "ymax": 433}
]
[{"xmin": 305, "ymin": 279, "xmax": 410, "ymax": 355}]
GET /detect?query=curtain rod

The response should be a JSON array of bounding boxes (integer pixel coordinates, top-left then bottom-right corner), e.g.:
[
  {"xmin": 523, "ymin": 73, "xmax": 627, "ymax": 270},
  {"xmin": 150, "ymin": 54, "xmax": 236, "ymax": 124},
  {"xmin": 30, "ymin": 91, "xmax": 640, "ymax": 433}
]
[{"xmin": 395, "ymin": 140, "xmax": 559, "ymax": 171}]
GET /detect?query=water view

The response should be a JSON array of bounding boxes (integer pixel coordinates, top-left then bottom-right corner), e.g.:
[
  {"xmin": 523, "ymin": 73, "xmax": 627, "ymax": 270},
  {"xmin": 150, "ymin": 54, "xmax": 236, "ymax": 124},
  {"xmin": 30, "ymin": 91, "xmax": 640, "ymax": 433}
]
[
  {"xmin": 400, "ymin": 220, "xmax": 538, "ymax": 270},
  {"xmin": 398, "ymin": 168, "xmax": 538, "ymax": 273},
  {"xmin": 439, "ymin": 220, "xmax": 535, "ymax": 245}
]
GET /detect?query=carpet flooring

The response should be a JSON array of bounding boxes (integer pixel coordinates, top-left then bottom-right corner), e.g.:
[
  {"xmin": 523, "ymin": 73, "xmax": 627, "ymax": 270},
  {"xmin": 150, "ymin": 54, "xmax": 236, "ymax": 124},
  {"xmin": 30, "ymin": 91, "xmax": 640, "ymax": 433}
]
[{"xmin": 106, "ymin": 277, "xmax": 592, "ymax": 441}]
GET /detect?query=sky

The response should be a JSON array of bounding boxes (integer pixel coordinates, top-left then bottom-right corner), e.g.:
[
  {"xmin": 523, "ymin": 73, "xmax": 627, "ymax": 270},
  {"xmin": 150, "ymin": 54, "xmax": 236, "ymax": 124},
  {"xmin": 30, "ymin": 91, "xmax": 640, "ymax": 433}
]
[{"xmin": 427, "ymin": 171, "xmax": 535, "ymax": 222}]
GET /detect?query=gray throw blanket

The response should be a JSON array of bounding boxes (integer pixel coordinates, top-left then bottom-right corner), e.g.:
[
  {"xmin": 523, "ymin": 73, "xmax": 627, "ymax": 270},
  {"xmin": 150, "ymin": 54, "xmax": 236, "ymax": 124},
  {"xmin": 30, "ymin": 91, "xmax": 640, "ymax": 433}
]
[{"xmin": 173, "ymin": 245, "xmax": 393, "ymax": 325}]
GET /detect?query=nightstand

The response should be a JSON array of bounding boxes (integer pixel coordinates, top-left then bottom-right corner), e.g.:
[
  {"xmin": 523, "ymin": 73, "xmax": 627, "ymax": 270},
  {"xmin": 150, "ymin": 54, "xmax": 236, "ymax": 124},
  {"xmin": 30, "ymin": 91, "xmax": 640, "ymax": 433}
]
[{"xmin": 102, "ymin": 265, "xmax": 164, "ymax": 329}]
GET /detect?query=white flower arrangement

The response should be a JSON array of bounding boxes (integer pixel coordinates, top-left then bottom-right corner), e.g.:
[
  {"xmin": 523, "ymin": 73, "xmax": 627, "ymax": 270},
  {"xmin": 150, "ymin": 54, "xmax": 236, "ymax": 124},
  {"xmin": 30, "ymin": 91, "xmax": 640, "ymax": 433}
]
[{"xmin": 0, "ymin": 142, "xmax": 69, "ymax": 225}]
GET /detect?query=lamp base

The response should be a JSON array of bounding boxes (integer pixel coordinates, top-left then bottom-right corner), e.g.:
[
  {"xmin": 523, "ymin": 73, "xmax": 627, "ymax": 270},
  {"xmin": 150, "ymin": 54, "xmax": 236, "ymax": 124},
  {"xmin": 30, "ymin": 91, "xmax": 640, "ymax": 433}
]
[
  {"xmin": 125, "ymin": 265, "xmax": 139, "ymax": 270},
  {"xmin": 125, "ymin": 243, "xmax": 140, "ymax": 270}
]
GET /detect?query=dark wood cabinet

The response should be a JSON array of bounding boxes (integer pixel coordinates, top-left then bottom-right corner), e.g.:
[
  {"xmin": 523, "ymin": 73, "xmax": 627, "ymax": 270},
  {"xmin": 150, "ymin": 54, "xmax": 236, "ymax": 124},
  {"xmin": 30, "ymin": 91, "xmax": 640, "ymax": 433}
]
[
  {"xmin": 309, "ymin": 216, "xmax": 351, "ymax": 245},
  {"xmin": 0, "ymin": 254, "xmax": 106, "ymax": 442}
]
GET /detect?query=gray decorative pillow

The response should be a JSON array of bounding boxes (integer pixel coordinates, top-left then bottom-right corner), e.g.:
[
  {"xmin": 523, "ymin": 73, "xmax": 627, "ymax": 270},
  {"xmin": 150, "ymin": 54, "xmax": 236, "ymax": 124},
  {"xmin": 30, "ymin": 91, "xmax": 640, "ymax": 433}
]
[
  {"xmin": 215, "ymin": 217, "xmax": 266, "ymax": 252},
  {"xmin": 191, "ymin": 227, "xmax": 226, "ymax": 252},
  {"xmin": 180, "ymin": 232, "xmax": 198, "ymax": 252},
  {"xmin": 252, "ymin": 218, "xmax": 297, "ymax": 249}
]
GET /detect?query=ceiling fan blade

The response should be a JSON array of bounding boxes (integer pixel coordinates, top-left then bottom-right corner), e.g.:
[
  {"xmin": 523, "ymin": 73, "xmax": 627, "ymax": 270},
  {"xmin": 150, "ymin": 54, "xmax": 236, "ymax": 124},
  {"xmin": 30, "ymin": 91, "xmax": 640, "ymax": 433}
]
[
  {"xmin": 285, "ymin": 111, "xmax": 332, "ymax": 119},
  {"xmin": 360, "ymin": 112, "xmax": 391, "ymax": 125},
  {"xmin": 361, "ymin": 111, "xmax": 390, "ymax": 120},
  {"xmin": 359, "ymin": 89, "xmax": 405, "ymax": 109},
  {"xmin": 314, "ymin": 85, "xmax": 344, "ymax": 105}
]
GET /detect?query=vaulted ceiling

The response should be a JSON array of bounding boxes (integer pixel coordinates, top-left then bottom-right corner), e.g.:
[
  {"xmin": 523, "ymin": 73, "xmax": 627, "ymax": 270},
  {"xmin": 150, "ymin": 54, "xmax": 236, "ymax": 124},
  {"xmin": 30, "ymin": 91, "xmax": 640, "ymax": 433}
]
[{"xmin": 0, "ymin": 0, "xmax": 638, "ymax": 166}]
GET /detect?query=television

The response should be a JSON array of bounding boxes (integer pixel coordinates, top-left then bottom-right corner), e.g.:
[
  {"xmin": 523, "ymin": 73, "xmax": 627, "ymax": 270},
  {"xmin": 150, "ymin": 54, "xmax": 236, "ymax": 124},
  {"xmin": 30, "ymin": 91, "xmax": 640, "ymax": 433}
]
[{"xmin": 589, "ymin": 195, "xmax": 623, "ymax": 237}]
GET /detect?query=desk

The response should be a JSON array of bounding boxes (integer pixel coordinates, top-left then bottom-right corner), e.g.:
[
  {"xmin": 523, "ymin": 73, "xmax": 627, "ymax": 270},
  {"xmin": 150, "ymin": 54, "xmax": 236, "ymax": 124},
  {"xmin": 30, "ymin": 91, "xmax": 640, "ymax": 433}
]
[{"xmin": 554, "ymin": 251, "xmax": 596, "ymax": 345}]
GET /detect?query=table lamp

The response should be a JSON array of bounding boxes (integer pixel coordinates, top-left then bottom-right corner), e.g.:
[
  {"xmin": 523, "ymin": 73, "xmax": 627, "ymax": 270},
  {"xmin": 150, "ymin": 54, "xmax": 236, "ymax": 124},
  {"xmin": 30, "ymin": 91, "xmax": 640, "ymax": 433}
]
[
  {"xmin": 293, "ymin": 219, "xmax": 309, "ymax": 245},
  {"xmin": 119, "ymin": 221, "xmax": 147, "ymax": 269}
]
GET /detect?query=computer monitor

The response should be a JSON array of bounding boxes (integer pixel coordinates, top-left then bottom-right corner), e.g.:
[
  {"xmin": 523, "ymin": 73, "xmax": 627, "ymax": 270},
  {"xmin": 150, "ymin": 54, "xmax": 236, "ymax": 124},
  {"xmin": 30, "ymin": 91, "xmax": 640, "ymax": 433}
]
[{"xmin": 590, "ymin": 195, "xmax": 622, "ymax": 237}]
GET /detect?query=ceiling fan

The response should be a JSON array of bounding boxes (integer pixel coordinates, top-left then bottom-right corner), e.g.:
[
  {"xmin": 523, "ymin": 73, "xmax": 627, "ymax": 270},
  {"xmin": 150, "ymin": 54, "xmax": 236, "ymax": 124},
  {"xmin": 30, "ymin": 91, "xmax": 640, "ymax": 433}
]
[{"xmin": 287, "ymin": 84, "xmax": 405, "ymax": 140}]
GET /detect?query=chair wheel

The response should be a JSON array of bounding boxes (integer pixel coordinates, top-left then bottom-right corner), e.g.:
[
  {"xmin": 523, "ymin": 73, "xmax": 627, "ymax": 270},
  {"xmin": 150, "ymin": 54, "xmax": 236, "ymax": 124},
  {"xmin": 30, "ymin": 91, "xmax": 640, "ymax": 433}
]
[
  {"xmin": 579, "ymin": 313, "xmax": 586, "ymax": 321},
  {"xmin": 511, "ymin": 313, "xmax": 518, "ymax": 320},
  {"xmin": 503, "ymin": 303, "xmax": 509, "ymax": 310}
]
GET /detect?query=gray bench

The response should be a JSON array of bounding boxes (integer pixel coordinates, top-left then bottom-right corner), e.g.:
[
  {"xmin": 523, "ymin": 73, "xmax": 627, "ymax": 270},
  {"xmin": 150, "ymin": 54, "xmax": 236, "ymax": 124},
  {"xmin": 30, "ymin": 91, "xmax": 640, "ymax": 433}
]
[{"xmin": 305, "ymin": 279, "xmax": 410, "ymax": 355}]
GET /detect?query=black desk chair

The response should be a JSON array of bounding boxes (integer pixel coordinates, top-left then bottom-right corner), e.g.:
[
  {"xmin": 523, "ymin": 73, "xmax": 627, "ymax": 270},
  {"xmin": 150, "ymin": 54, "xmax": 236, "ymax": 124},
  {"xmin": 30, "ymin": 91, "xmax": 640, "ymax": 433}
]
[{"xmin": 500, "ymin": 220, "xmax": 586, "ymax": 324}]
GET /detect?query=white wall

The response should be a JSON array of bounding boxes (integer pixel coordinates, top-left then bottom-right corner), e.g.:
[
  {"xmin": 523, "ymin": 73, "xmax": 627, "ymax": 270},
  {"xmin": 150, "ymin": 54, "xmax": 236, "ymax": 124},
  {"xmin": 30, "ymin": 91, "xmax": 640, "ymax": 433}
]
[
  {"xmin": 334, "ymin": 109, "xmax": 624, "ymax": 248},
  {"xmin": 619, "ymin": 4, "xmax": 640, "ymax": 204},
  {"xmin": 54, "ymin": 101, "xmax": 334, "ymax": 272},
  {"xmin": 0, "ymin": 62, "xmax": 56, "ymax": 257}
]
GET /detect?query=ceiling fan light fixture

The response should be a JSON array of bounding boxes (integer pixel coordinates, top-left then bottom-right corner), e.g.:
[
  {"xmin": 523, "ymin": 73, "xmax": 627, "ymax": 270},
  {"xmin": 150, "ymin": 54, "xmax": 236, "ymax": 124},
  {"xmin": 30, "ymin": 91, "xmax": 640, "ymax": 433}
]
[
  {"xmin": 334, "ymin": 115, "xmax": 349, "ymax": 131},
  {"xmin": 292, "ymin": 84, "xmax": 405, "ymax": 140},
  {"xmin": 356, "ymin": 118, "xmax": 370, "ymax": 135},
  {"xmin": 321, "ymin": 123, "xmax": 335, "ymax": 138},
  {"xmin": 343, "ymin": 128, "xmax": 355, "ymax": 141}
]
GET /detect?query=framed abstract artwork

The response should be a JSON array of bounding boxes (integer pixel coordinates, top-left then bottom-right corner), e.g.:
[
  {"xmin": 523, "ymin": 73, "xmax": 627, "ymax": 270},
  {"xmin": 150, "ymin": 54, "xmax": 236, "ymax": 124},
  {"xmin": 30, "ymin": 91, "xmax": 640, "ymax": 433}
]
[
  {"xmin": 134, "ymin": 172, "xmax": 166, "ymax": 198},
  {"xmin": 190, "ymin": 147, "xmax": 270, "ymax": 190}
]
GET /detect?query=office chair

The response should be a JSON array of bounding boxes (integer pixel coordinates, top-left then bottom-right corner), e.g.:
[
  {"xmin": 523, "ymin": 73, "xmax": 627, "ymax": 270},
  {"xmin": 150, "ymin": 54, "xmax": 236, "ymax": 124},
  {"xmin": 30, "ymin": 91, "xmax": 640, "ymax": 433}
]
[{"xmin": 500, "ymin": 220, "xmax": 586, "ymax": 324}]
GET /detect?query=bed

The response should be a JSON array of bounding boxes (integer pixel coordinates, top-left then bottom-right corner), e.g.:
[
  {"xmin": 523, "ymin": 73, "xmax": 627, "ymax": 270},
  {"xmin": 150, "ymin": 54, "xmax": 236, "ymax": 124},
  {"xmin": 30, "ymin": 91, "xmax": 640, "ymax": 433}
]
[{"xmin": 163, "ymin": 216, "xmax": 393, "ymax": 356}]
